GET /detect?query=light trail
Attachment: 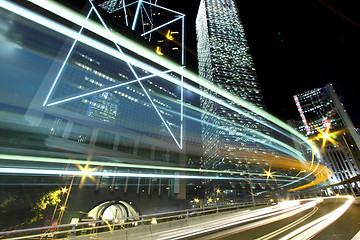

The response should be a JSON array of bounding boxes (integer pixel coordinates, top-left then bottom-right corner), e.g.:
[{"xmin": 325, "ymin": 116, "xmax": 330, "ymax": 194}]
[
  {"xmin": 113, "ymin": 87, "xmax": 309, "ymax": 161},
  {"xmin": 46, "ymin": 67, "xmax": 184, "ymax": 106},
  {"xmin": 279, "ymin": 195, "xmax": 354, "ymax": 240},
  {"xmin": 88, "ymin": 0, "xmax": 183, "ymax": 149},
  {"xmin": 288, "ymin": 164, "xmax": 332, "ymax": 192},
  {"xmin": 0, "ymin": 0, "xmax": 316, "ymax": 154},
  {"xmin": 0, "ymin": 1, "xmax": 328, "ymax": 190},
  {"xmin": 0, "ymin": 153, "xmax": 255, "ymax": 177},
  {"xmin": 0, "ymin": 167, "xmax": 292, "ymax": 182},
  {"xmin": 17, "ymin": 0, "xmax": 320, "ymax": 155},
  {"xmin": 0, "ymin": 153, "xmax": 332, "ymax": 188},
  {"xmin": 42, "ymin": 6, "xmax": 93, "ymax": 106},
  {"xmin": 156, "ymin": 199, "xmax": 322, "ymax": 240},
  {"xmin": 255, "ymin": 206, "xmax": 318, "ymax": 240},
  {"xmin": 138, "ymin": 92, "xmax": 330, "ymax": 190},
  {"xmin": 0, "ymin": 197, "xmax": 353, "ymax": 239}
]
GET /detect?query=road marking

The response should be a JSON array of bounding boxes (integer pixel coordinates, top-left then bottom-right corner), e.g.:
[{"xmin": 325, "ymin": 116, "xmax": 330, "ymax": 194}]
[
  {"xmin": 256, "ymin": 206, "xmax": 318, "ymax": 240},
  {"xmin": 352, "ymin": 230, "xmax": 360, "ymax": 240},
  {"xmin": 279, "ymin": 196, "xmax": 354, "ymax": 240}
]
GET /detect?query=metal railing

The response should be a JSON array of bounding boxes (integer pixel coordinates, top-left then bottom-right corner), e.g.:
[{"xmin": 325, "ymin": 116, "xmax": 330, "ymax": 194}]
[{"xmin": 0, "ymin": 200, "xmax": 269, "ymax": 239}]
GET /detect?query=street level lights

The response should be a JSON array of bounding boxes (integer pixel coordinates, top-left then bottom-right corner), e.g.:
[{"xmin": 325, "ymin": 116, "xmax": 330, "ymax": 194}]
[
  {"xmin": 57, "ymin": 176, "xmax": 74, "ymax": 225},
  {"xmin": 262, "ymin": 167, "xmax": 276, "ymax": 184},
  {"xmin": 215, "ymin": 188, "xmax": 224, "ymax": 203}
]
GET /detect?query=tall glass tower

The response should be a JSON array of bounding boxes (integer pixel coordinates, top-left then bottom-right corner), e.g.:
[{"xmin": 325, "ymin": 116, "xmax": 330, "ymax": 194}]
[{"xmin": 196, "ymin": 0, "xmax": 266, "ymax": 164}]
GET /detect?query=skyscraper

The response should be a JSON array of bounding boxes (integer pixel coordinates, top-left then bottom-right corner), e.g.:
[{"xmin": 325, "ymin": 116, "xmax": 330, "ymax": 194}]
[
  {"xmin": 196, "ymin": 0, "xmax": 266, "ymax": 164},
  {"xmin": 196, "ymin": 0, "xmax": 268, "ymax": 199},
  {"xmin": 293, "ymin": 83, "xmax": 360, "ymax": 183}
]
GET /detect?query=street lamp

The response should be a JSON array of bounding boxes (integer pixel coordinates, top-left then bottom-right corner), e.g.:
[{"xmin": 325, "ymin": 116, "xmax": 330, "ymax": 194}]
[
  {"xmin": 58, "ymin": 176, "xmax": 75, "ymax": 225},
  {"xmin": 77, "ymin": 163, "xmax": 97, "ymax": 186},
  {"xmin": 262, "ymin": 167, "xmax": 276, "ymax": 184},
  {"xmin": 215, "ymin": 189, "xmax": 224, "ymax": 203},
  {"xmin": 315, "ymin": 127, "xmax": 339, "ymax": 151}
]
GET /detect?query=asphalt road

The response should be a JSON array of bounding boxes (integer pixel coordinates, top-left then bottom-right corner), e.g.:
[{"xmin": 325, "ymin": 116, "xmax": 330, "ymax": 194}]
[{"xmin": 195, "ymin": 198, "xmax": 360, "ymax": 240}]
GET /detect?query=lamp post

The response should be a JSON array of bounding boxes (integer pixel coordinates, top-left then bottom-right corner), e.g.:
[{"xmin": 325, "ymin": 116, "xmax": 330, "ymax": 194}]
[
  {"xmin": 58, "ymin": 176, "xmax": 75, "ymax": 225},
  {"xmin": 215, "ymin": 188, "xmax": 224, "ymax": 204}
]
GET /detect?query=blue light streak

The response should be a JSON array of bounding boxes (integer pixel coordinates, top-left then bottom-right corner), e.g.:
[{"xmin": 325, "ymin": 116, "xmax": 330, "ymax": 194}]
[{"xmin": 0, "ymin": 167, "xmax": 293, "ymax": 182}]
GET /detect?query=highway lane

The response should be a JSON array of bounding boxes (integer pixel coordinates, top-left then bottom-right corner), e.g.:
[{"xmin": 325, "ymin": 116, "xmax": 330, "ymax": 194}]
[
  {"xmin": 155, "ymin": 198, "xmax": 323, "ymax": 240},
  {"xmin": 16, "ymin": 196, "xmax": 352, "ymax": 240},
  {"xmin": 313, "ymin": 200, "xmax": 360, "ymax": 240},
  {"xmin": 196, "ymin": 196, "xmax": 357, "ymax": 240}
]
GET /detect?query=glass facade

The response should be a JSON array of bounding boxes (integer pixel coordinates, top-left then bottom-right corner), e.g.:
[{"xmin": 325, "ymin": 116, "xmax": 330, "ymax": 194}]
[
  {"xmin": 0, "ymin": 0, "xmax": 330, "ymax": 230},
  {"xmin": 19, "ymin": 0, "xmax": 186, "ymax": 199},
  {"xmin": 196, "ymin": 0, "xmax": 266, "ymax": 164},
  {"xmin": 294, "ymin": 87, "xmax": 341, "ymax": 135},
  {"xmin": 195, "ymin": 0, "xmax": 277, "ymax": 199},
  {"xmin": 294, "ymin": 84, "xmax": 360, "ymax": 183}
]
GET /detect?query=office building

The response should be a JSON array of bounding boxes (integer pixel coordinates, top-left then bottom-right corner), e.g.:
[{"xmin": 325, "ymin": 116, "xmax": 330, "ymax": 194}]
[
  {"xmin": 21, "ymin": 0, "xmax": 187, "ymax": 204},
  {"xmin": 196, "ymin": 0, "xmax": 268, "ymax": 198},
  {"xmin": 293, "ymin": 83, "xmax": 360, "ymax": 183},
  {"xmin": 196, "ymin": 0, "xmax": 267, "ymax": 159}
]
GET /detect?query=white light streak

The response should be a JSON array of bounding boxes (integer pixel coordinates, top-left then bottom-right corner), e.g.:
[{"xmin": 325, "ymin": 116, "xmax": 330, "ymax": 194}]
[
  {"xmin": 42, "ymin": 7, "xmax": 93, "ymax": 106},
  {"xmin": 279, "ymin": 196, "xmax": 354, "ymax": 240},
  {"xmin": 3, "ymin": 0, "xmax": 316, "ymax": 157},
  {"xmin": 156, "ymin": 199, "xmax": 322, "ymax": 240},
  {"xmin": 0, "ymin": 0, "xmax": 326, "ymax": 188},
  {"xmin": 0, "ymin": 167, "xmax": 290, "ymax": 182}
]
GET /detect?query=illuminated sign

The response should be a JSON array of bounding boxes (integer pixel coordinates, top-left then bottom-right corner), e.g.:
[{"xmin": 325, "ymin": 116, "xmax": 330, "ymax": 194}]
[{"xmin": 294, "ymin": 95, "xmax": 311, "ymax": 135}]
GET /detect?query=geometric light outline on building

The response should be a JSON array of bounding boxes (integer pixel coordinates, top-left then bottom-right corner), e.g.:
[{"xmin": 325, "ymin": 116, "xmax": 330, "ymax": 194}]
[
  {"xmin": 91, "ymin": 0, "xmax": 184, "ymax": 149},
  {"xmin": 1, "ymin": 0, "xmax": 313, "ymax": 157},
  {"xmin": 38, "ymin": 1, "xmax": 184, "ymax": 149},
  {"xmin": 46, "ymin": 67, "xmax": 184, "ymax": 106},
  {"xmin": 19, "ymin": 0, "xmax": 312, "ymax": 152},
  {"xmin": 127, "ymin": 0, "xmax": 185, "ymax": 147},
  {"xmin": 0, "ymin": 1, "xmax": 326, "ymax": 188},
  {"xmin": 42, "ymin": 7, "xmax": 94, "ymax": 107},
  {"xmin": 107, "ymin": 1, "xmax": 186, "ymax": 39},
  {"xmin": 110, "ymin": 1, "xmax": 185, "ymax": 66}
]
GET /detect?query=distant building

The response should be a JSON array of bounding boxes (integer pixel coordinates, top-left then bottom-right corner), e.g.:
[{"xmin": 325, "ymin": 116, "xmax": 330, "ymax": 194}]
[{"xmin": 293, "ymin": 83, "xmax": 360, "ymax": 183}]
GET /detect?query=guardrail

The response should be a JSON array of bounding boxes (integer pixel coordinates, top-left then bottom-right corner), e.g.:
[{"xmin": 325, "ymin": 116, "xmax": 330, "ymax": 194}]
[{"xmin": 0, "ymin": 200, "xmax": 269, "ymax": 239}]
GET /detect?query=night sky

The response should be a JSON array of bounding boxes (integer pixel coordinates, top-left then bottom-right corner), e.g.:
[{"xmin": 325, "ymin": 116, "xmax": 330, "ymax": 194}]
[{"xmin": 161, "ymin": 0, "xmax": 360, "ymax": 126}]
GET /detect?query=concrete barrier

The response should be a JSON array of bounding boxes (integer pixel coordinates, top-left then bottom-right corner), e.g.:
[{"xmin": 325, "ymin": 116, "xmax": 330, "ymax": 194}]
[
  {"xmin": 71, "ymin": 205, "xmax": 258, "ymax": 239},
  {"xmin": 66, "ymin": 229, "xmax": 127, "ymax": 240},
  {"xmin": 126, "ymin": 225, "xmax": 151, "ymax": 240},
  {"xmin": 150, "ymin": 221, "xmax": 171, "ymax": 234},
  {"xmin": 200, "ymin": 213, "xmax": 218, "ymax": 221},
  {"xmin": 187, "ymin": 216, "xmax": 203, "ymax": 226},
  {"xmin": 169, "ymin": 219, "xmax": 188, "ymax": 230},
  {"xmin": 354, "ymin": 197, "xmax": 360, "ymax": 204},
  {"xmin": 69, "ymin": 233, "xmax": 99, "ymax": 240},
  {"xmin": 98, "ymin": 230, "xmax": 127, "ymax": 240}
]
